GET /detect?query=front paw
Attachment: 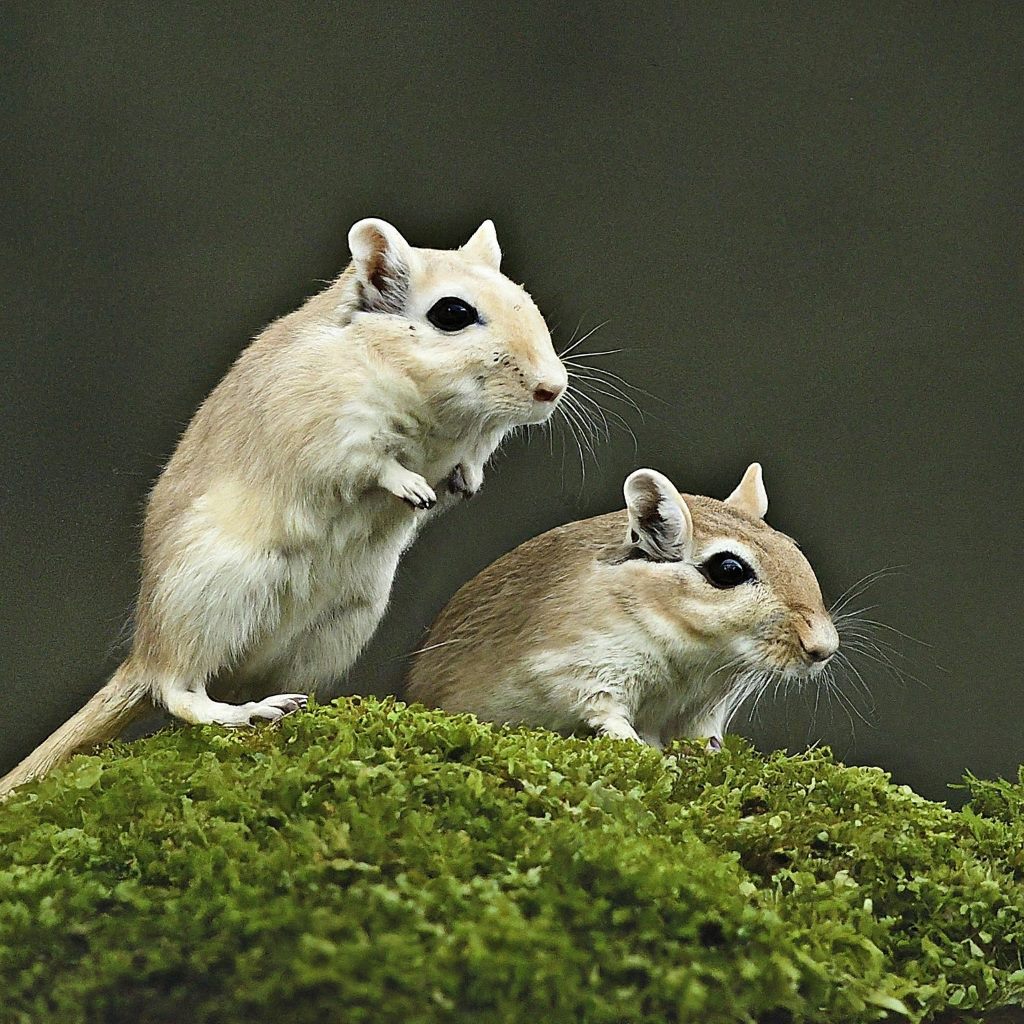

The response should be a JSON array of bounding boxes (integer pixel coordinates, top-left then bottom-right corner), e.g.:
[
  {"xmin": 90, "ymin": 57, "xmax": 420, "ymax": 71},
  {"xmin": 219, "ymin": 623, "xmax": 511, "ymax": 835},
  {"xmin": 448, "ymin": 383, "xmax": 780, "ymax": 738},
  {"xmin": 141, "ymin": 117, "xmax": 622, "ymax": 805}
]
[
  {"xmin": 382, "ymin": 465, "xmax": 437, "ymax": 510},
  {"xmin": 446, "ymin": 462, "xmax": 482, "ymax": 499}
]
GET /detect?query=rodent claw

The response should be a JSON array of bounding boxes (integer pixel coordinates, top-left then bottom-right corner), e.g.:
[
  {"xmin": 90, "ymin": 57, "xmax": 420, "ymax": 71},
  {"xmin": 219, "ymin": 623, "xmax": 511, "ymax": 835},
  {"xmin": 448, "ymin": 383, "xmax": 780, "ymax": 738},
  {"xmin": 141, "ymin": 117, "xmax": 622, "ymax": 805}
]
[
  {"xmin": 403, "ymin": 494, "xmax": 436, "ymax": 510},
  {"xmin": 244, "ymin": 693, "xmax": 310, "ymax": 726},
  {"xmin": 385, "ymin": 467, "xmax": 437, "ymax": 510}
]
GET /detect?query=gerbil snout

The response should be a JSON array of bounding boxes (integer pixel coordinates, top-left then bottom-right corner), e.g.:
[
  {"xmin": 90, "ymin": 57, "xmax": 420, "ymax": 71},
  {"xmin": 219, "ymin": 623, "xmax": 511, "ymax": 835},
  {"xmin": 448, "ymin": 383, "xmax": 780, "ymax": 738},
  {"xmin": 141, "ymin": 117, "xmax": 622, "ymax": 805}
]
[
  {"xmin": 532, "ymin": 382, "xmax": 565, "ymax": 404},
  {"xmin": 521, "ymin": 362, "xmax": 568, "ymax": 423},
  {"xmin": 795, "ymin": 615, "xmax": 840, "ymax": 669}
]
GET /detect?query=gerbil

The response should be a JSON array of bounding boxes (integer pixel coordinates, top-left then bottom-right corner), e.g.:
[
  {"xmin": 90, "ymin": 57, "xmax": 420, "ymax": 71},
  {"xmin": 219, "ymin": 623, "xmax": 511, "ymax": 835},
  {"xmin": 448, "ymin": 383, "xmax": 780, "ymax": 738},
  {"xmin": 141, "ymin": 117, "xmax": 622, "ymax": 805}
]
[
  {"xmin": 1, "ymin": 218, "xmax": 567, "ymax": 796},
  {"xmin": 408, "ymin": 464, "xmax": 838, "ymax": 748}
]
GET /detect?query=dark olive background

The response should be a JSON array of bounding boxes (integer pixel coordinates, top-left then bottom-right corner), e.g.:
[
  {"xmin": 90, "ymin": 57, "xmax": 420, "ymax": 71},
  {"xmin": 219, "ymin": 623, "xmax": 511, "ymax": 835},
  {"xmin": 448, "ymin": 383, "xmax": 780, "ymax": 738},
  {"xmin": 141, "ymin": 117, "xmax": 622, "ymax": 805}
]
[{"xmin": 2, "ymin": 4, "xmax": 1021, "ymax": 801}]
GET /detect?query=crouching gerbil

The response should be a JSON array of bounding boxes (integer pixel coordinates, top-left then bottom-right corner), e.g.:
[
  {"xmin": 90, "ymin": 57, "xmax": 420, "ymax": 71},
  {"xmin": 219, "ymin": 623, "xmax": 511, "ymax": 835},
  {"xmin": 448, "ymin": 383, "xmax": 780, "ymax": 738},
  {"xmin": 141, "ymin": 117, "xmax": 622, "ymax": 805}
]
[{"xmin": 408, "ymin": 464, "xmax": 839, "ymax": 749}]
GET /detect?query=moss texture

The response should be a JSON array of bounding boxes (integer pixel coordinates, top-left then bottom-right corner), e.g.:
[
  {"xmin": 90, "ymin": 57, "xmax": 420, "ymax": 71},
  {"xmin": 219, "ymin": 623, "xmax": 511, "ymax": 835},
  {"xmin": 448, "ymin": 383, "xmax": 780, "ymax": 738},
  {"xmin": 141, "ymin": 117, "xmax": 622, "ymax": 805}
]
[{"xmin": 0, "ymin": 696, "xmax": 1021, "ymax": 1023}]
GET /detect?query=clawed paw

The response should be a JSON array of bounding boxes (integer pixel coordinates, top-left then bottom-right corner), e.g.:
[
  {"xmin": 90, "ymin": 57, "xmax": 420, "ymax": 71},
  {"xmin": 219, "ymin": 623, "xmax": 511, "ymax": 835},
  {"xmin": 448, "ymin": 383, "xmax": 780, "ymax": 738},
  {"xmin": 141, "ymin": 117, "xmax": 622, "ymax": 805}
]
[
  {"xmin": 382, "ymin": 465, "xmax": 437, "ymax": 510},
  {"xmin": 244, "ymin": 693, "xmax": 309, "ymax": 725},
  {"xmin": 399, "ymin": 478, "xmax": 437, "ymax": 510}
]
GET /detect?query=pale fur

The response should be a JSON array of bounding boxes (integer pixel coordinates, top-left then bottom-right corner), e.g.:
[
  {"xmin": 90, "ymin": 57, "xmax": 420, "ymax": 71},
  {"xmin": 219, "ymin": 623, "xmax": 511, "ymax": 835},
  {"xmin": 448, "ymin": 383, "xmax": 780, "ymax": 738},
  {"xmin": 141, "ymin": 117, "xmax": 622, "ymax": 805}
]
[
  {"xmin": 1, "ymin": 218, "xmax": 567, "ymax": 797},
  {"xmin": 408, "ymin": 463, "xmax": 839, "ymax": 748}
]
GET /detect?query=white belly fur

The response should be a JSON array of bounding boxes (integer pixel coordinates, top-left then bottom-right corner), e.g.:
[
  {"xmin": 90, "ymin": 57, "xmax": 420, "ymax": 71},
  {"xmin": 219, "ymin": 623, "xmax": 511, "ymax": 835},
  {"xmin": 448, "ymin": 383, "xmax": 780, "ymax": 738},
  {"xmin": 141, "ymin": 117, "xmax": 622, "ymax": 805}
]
[{"xmin": 202, "ymin": 446, "xmax": 474, "ymax": 697}]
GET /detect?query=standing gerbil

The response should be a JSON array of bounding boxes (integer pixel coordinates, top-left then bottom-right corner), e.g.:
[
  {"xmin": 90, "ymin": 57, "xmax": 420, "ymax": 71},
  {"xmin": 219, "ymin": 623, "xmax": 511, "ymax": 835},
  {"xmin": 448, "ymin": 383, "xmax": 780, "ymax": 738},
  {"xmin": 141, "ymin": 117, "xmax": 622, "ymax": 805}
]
[
  {"xmin": 408, "ymin": 464, "xmax": 838, "ymax": 748},
  {"xmin": 1, "ymin": 218, "xmax": 567, "ymax": 796}
]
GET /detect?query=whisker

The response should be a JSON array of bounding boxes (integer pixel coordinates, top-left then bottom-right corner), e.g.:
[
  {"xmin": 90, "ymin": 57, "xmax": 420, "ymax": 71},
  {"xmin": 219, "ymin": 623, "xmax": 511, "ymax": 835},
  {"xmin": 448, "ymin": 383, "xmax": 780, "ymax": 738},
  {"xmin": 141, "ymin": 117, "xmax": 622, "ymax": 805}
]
[
  {"xmin": 558, "ymin": 321, "xmax": 608, "ymax": 359},
  {"xmin": 563, "ymin": 358, "xmax": 669, "ymax": 408},
  {"xmin": 807, "ymin": 668, "xmax": 825, "ymax": 741},
  {"xmin": 832, "ymin": 603, "xmax": 882, "ymax": 623},
  {"xmin": 403, "ymin": 637, "xmax": 468, "ymax": 659},
  {"xmin": 828, "ymin": 566, "xmax": 906, "ymax": 616},
  {"xmin": 834, "ymin": 652, "xmax": 878, "ymax": 714},
  {"xmin": 561, "ymin": 393, "xmax": 602, "ymax": 456},
  {"xmin": 559, "ymin": 317, "xmax": 584, "ymax": 351},
  {"xmin": 840, "ymin": 635, "xmax": 930, "ymax": 691},
  {"xmin": 560, "ymin": 347, "xmax": 625, "ymax": 360},
  {"xmin": 567, "ymin": 389, "xmax": 612, "ymax": 442},
  {"xmin": 569, "ymin": 385, "xmax": 640, "ymax": 453},
  {"xmin": 837, "ymin": 626, "xmax": 905, "ymax": 659},
  {"xmin": 567, "ymin": 371, "xmax": 646, "ymax": 419},
  {"xmin": 824, "ymin": 676, "xmax": 858, "ymax": 737},
  {"xmin": 849, "ymin": 618, "xmax": 933, "ymax": 649},
  {"xmin": 828, "ymin": 659, "xmax": 877, "ymax": 729},
  {"xmin": 555, "ymin": 400, "xmax": 589, "ymax": 485}
]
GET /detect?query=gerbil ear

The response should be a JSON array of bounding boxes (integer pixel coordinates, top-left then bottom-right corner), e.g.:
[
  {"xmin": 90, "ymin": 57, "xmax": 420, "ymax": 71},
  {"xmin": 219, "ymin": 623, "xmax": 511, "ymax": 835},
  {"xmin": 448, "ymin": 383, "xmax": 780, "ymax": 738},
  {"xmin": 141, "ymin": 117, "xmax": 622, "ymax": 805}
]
[
  {"xmin": 725, "ymin": 463, "xmax": 768, "ymax": 519},
  {"xmin": 623, "ymin": 469, "xmax": 693, "ymax": 562},
  {"xmin": 348, "ymin": 218, "xmax": 413, "ymax": 314},
  {"xmin": 461, "ymin": 219, "xmax": 502, "ymax": 270}
]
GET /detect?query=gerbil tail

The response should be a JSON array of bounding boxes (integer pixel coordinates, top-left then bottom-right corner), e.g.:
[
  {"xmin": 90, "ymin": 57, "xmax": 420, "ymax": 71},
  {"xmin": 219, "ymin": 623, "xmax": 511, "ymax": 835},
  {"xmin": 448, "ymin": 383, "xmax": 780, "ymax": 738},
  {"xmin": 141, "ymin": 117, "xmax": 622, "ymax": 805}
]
[{"xmin": 0, "ymin": 661, "xmax": 152, "ymax": 800}]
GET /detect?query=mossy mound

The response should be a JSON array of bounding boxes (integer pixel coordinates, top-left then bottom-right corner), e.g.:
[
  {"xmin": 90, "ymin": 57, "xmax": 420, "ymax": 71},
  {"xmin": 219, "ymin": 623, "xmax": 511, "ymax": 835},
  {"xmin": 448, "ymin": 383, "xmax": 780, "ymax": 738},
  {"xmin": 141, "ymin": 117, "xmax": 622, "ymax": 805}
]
[{"xmin": 0, "ymin": 697, "xmax": 1021, "ymax": 1023}]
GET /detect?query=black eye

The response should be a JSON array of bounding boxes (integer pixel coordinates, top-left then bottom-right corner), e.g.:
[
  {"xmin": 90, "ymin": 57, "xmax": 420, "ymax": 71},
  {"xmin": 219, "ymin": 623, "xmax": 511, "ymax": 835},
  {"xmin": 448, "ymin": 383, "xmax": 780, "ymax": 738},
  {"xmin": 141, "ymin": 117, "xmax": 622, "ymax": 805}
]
[
  {"xmin": 700, "ymin": 551, "xmax": 756, "ymax": 589},
  {"xmin": 426, "ymin": 296, "xmax": 479, "ymax": 332}
]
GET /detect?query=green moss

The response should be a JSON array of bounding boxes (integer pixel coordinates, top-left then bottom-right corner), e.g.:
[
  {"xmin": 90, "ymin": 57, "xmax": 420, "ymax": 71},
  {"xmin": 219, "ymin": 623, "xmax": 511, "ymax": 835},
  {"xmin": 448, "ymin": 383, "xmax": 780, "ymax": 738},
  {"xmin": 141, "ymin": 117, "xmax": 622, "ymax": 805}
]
[{"xmin": 0, "ymin": 697, "xmax": 1021, "ymax": 1023}]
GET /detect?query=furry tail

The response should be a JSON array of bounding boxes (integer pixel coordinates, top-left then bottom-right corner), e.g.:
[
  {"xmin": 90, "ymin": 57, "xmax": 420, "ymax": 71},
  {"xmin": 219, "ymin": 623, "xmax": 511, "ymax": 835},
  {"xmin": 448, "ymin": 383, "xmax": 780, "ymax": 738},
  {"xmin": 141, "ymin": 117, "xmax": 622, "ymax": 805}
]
[{"xmin": 0, "ymin": 662, "xmax": 152, "ymax": 800}]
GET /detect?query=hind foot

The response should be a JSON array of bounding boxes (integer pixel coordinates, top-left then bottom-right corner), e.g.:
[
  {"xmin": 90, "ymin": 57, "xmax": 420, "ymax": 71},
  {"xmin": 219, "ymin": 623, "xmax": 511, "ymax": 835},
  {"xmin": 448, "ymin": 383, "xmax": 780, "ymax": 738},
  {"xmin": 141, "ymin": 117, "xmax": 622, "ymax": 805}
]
[
  {"xmin": 164, "ymin": 690, "xmax": 308, "ymax": 728},
  {"xmin": 235, "ymin": 693, "xmax": 309, "ymax": 727}
]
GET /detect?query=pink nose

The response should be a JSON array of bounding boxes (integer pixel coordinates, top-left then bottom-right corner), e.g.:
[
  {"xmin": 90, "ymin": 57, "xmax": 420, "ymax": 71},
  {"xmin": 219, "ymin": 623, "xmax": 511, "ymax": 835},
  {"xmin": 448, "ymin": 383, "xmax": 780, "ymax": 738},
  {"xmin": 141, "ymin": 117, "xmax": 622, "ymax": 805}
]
[{"xmin": 533, "ymin": 383, "xmax": 564, "ymax": 403}]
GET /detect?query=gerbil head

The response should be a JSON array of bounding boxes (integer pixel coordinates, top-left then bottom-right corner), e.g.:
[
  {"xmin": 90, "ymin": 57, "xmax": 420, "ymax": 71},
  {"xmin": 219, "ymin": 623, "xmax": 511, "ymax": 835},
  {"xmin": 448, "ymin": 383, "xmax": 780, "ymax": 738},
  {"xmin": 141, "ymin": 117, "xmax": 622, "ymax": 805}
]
[
  {"xmin": 616, "ymin": 463, "xmax": 839, "ymax": 680},
  {"xmin": 346, "ymin": 218, "xmax": 567, "ymax": 427}
]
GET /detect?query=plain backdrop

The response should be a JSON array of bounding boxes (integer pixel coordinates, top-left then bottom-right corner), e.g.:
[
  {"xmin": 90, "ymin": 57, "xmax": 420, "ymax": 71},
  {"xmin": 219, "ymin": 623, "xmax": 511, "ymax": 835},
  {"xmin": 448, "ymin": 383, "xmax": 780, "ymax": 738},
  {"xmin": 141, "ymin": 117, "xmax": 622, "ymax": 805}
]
[{"xmin": 2, "ymin": 4, "xmax": 1021, "ymax": 801}]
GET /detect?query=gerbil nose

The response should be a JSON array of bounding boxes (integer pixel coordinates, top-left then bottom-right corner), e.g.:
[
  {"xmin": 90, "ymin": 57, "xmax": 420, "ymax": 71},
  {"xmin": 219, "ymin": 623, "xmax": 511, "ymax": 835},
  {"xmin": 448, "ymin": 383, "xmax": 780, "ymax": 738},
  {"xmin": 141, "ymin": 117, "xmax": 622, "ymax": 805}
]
[
  {"xmin": 533, "ymin": 382, "xmax": 565, "ymax": 403},
  {"xmin": 801, "ymin": 639, "xmax": 834, "ymax": 664},
  {"xmin": 799, "ymin": 620, "xmax": 840, "ymax": 664}
]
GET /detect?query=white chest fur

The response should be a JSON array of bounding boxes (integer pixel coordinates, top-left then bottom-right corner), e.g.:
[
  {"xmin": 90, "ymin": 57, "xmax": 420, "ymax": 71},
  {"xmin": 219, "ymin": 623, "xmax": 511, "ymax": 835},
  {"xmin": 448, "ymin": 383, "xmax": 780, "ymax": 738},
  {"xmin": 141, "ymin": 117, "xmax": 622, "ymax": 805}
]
[{"xmin": 229, "ymin": 434, "xmax": 488, "ymax": 686}]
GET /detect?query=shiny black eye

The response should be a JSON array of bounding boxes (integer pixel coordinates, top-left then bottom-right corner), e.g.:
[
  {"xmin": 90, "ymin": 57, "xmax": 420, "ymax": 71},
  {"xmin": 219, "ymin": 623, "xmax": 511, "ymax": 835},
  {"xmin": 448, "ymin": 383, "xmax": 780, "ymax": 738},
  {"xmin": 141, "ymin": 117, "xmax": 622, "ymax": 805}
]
[
  {"xmin": 700, "ymin": 551, "xmax": 756, "ymax": 589},
  {"xmin": 426, "ymin": 296, "xmax": 479, "ymax": 332}
]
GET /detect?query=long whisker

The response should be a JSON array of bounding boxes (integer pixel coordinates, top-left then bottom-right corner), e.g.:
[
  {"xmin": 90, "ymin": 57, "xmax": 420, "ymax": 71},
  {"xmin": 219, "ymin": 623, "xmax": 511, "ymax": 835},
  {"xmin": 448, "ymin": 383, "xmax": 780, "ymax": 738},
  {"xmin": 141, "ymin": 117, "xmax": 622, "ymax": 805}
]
[
  {"xmin": 824, "ymin": 676, "xmax": 857, "ymax": 737},
  {"xmin": 557, "ymin": 317, "xmax": 584, "ymax": 352},
  {"xmin": 561, "ymin": 347, "xmax": 625, "ymax": 360},
  {"xmin": 848, "ymin": 618, "xmax": 933, "ymax": 649},
  {"xmin": 558, "ymin": 321, "xmax": 609, "ymax": 359},
  {"xmin": 834, "ymin": 651, "xmax": 878, "ymax": 714},
  {"xmin": 807, "ymin": 667, "xmax": 826, "ymax": 740},
  {"xmin": 552, "ymin": 402, "xmax": 578, "ymax": 480},
  {"xmin": 568, "ymin": 388, "xmax": 612, "ymax": 442},
  {"xmin": 569, "ymin": 385, "xmax": 640, "ymax": 453},
  {"xmin": 828, "ymin": 566, "xmax": 906, "ymax": 616},
  {"xmin": 561, "ymin": 392, "xmax": 602, "ymax": 456},
  {"xmin": 402, "ymin": 637, "xmax": 468, "ymax": 660},
  {"xmin": 562, "ymin": 358, "xmax": 669, "ymax": 408},
  {"xmin": 555, "ymin": 399, "xmax": 590, "ymax": 485},
  {"xmin": 839, "ymin": 621, "xmax": 933, "ymax": 689},
  {"xmin": 832, "ymin": 603, "xmax": 883, "ymax": 623},
  {"xmin": 829, "ymin": 657, "xmax": 877, "ymax": 730},
  {"xmin": 567, "ymin": 370, "xmax": 646, "ymax": 419}
]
